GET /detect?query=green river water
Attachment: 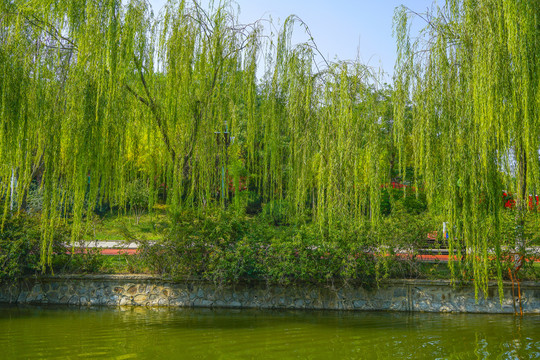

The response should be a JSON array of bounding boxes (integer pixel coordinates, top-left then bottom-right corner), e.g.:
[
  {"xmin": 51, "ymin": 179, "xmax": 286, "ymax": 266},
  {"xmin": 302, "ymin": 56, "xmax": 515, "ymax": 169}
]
[{"xmin": 0, "ymin": 304, "xmax": 538, "ymax": 359}]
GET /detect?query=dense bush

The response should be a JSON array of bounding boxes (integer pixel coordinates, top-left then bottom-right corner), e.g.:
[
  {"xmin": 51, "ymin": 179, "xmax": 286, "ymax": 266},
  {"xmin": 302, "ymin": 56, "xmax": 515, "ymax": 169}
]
[
  {"xmin": 0, "ymin": 214, "xmax": 42, "ymax": 282},
  {"xmin": 137, "ymin": 209, "xmax": 380, "ymax": 286},
  {"xmin": 380, "ymin": 186, "xmax": 427, "ymax": 216},
  {"xmin": 25, "ymin": 183, "xmax": 43, "ymax": 214},
  {"xmin": 0, "ymin": 213, "xmax": 111, "ymax": 283},
  {"xmin": 379, "ymin": 202, "xmax": 437, "ymax": 251},
  {"xmin": 498, "ymin": 211, "xmax": 540, "ymax": 281}
]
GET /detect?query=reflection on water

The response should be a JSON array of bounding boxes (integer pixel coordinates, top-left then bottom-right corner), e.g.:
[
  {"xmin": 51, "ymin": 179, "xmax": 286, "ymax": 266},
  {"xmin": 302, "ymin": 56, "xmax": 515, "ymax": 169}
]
[{"xmin": 0, "ymin": 304, "xmax": 539, "ymax": 359}]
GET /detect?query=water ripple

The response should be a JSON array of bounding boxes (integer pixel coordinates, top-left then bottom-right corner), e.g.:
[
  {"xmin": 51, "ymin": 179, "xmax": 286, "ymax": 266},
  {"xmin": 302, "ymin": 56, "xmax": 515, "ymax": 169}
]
[{"xmin": 0, "ymin": 305, "xmax": 538, "ymax": 359}]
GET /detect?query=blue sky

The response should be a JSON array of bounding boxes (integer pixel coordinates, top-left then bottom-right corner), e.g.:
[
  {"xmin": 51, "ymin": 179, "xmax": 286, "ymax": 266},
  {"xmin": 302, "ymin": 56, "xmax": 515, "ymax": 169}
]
[{"xmin": 148, "ymin": 0, "xmax": 442, "ymax": 80}]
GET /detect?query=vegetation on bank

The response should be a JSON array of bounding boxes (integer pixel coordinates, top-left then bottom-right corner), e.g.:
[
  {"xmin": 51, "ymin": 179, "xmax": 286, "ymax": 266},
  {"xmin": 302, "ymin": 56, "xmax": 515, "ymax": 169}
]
[
  {"xmin": 0, "ymin": 0, "xmax": 539, "ymax": 297},
  {"xmin": 2, "ymin": 199, "xmax": 538, "ymax": 286}
]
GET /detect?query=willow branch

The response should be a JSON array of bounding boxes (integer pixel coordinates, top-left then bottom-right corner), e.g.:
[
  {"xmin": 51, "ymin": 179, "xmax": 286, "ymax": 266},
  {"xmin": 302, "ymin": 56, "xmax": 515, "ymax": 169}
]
[
  {"xmin": 124, "ymin": 82, "xmax": 150, "ymax": 107},
  {"xmin": 25, "ymin": 14, "xmax": 77, "ymax": 49},
  {"xmin": 132, "ymin": 56, "xmax": 177, "ymax": 162}
]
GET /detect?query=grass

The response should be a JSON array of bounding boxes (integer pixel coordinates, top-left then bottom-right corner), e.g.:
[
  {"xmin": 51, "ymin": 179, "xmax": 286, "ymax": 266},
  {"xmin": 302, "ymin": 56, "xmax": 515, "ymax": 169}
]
[
  {"xmin": 99, "ymin": 254, "xmax": 146, "ymax": 274},
  {"xmin": 83, "ymin": 204, "xmax": 170, "ymax": 242}
]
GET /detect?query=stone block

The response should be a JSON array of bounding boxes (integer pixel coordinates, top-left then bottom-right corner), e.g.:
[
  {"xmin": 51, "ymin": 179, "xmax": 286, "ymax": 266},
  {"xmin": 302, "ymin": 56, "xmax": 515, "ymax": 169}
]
[
  {"xmin": 169, "ymin": 298, "xmax": 186, "ymax": 307},
  {"xmin": 134, "ymin": 294, "xmax": 148, "ymax": 304},
  {"xmin": 158, "ymin": 298, "xmax": 169, "ymax": 306},
  {"xmin": 193, "ymin": 299, "xmax": 213, "ymax": 307},
  {"xmin": 119, "ymin": 297, "xmax": 131, "ymax": 306},
  {"xmin": 16, "ymin": 291, "xmax": 28, "ymax": 303},
  {"xmin": 393, "ymin": 288, "xmax": 407, "ymax": 297},
  {"xmin": 352, "ymin": 299, "xmax": 366, "ymax": 309},
  {"xmin": 47, "ymin": 292, "xmax": 59, "ymax": 303},
  {"xmin": 68, "ymin": 295, "xmax": 79, "ymax": 305}
]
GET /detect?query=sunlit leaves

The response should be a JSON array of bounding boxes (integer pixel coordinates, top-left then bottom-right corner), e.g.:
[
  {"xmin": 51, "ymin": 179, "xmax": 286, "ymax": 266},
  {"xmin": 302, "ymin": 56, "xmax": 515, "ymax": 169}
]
[{"xmin": 394, "ymin": 0, "xmax": 539, "ymax": 296}]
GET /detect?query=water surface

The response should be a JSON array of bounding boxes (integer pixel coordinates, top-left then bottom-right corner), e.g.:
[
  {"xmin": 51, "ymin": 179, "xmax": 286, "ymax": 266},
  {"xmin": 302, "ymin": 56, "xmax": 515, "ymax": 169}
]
[{"xmin": 0, "ymin": 304, "xmax": 538, "ymax": 359}]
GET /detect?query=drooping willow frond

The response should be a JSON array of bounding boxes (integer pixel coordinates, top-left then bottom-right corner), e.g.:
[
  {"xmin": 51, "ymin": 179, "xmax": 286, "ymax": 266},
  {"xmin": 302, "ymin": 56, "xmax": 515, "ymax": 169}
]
[
  {"xmin": 0, "ymin": 1, "xmax": 388, "ymax": 269},
  {"xmin": 394, "ymin": 0, "xmax": 540, "ymax": 297}
]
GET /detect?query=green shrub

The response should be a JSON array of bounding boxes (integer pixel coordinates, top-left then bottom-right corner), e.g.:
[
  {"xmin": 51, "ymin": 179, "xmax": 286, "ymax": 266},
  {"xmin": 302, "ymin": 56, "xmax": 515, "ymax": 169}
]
[
  {"xmin": 260, "ymin": 234, "xmax": 376, "ymax": 286},
  {"xmin": 57, "ymin": 246, "xmax": 107, "ymax": 274},
  {"xmin": 0, "ymin": 212, "xmax": 114, "ymax": 282},
  {"xmin": 379, "ymin": 203, "xmax": 436, "ymax": 252},
  {"xmin": 126, "ymin": 178, "xmax": 150, "ymax": 224},
  {"xmin": 138, "ymin": 209, "xmax": 378, "ymax": 286},
  {"xmin": 262, "ymin": 200, "xmax": 290, "ymax": 225},
  {"xmin": 381, "ymin": 187, "xmax": 427, "ymax": 216},
  {"xmin": 0, "ymin": 214, "xmax": 75, "ymax": 281},
  {"xmin": 244, "ymin": 191, "xmax": 263, "ymax": 215},
  {"xmin": 0, "ymin": 214, "xmax": 42, "ymax": 282}
]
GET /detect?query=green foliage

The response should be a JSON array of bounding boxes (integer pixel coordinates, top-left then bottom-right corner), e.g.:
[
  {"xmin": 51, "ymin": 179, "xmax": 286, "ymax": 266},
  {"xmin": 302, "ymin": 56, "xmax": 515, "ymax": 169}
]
[
  {"xmin": 138, "ymin": 209, "xmax": 378, "ymax": 286},
  {"xmin": 1, "ymin": 0, "xmax": 537, "ymax": 291},
  {"xmin": 0, "ymin": 214, "xmax": 42, "ymax": 282},
  {"xmin": 262, "ymin": 199, "xmax": 290, "ymax": 226},
  {"xmin": 25, "ymin": 183, "xmax": 44, "ymax": 215},
  {"xmin": 243, "ymin": 191, "xmax": 263, "ymax": 215},
  {"xmin": 394, "ymin": 0, "xmax": 540, "ymax": 295},
  {"xmin": 380, "ymin": 187, "xmax": 427, "ymax": 216},
  {"xmin": 56, "ymin": 247, "xmax": 106, "ymax": 274},
  {"xmin": 0, "ymin": 212, "xmax": 125, "ymax": 282},
  {"xmin": 261, "ymin": 235, "xmax": 377, "ymax": 286},
  {"xmin": 379, "ymin": 203, "xmax": 436, "ymax": 252},
  {"xmin": 498, "ymin": 210, "xmax": 540, "ymax": 280},
  {"xmin": 0, "ymin": 0, "xmax": 389, "ymax": 270},
  {"xmin": 0, "ymin": 213, "xmax": 95, "ymax": 281},
  {"xmin": 125, "ymin": 178, "xmax": 150, "ymax": 224}
]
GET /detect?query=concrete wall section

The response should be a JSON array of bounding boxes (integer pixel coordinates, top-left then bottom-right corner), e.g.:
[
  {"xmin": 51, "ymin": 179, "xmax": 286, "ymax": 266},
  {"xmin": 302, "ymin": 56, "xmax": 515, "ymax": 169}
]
[{"xmin": 1, "ymin": 275, "xmax": 538, "ymax": 314}]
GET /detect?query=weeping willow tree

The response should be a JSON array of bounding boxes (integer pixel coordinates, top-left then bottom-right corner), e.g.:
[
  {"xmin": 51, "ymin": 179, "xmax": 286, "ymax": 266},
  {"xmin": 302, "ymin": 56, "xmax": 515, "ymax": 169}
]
[
  {"xmin": 0, "ymin": 0, "xmax": 263, "ymax": 267},
  {"xmin": 1, "ymin": 0, "xmax": 389, "ymax": 269},
  {"xmin": 394, "ymin": 0, "xmax": 539, "ymax": 296},
  {"xmin": 255, "ymin": 16, "xmax": 389, "ymax": 236}
]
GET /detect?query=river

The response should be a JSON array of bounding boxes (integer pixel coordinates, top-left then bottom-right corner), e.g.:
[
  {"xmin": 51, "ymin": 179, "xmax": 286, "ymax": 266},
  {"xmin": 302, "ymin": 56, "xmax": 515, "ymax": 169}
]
[{"xmin": 0, "ymin": 304, "xmax": 538, "ymax": 359}]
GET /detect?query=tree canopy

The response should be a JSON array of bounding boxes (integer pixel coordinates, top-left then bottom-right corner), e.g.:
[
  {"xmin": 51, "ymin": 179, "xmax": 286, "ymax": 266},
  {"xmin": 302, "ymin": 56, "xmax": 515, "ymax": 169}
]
[
  {"xmin": 1, "ymin": 0, "xmax": 388, "ymax": 267},
  {"xmin": 1, "ymin": 0, "xmax": 538, "ymax": 295},
  {"xmin": 394, "ymin": 0, "xmax": 540, "ymax": 296}
]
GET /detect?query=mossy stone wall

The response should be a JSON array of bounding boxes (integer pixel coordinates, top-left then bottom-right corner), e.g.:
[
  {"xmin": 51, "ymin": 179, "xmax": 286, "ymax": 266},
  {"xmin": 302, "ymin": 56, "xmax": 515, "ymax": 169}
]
[{"xmin": 1, "ymin": 275, "xmax": 538, "ymax": 313}]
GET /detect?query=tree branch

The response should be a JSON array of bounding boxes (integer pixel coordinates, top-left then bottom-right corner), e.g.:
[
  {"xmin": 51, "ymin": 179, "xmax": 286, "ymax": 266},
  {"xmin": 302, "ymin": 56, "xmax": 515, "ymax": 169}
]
[
  {"xmin": 132, "ymin": 56, "xmax": 177, "ymax": 162},
  {"xmin": 25, "ymin": 14, "xmax": 77, "ymax": 49},
  {"xmin": 124, "ymin": 82, "xmax": 150, "ymax": 107}
]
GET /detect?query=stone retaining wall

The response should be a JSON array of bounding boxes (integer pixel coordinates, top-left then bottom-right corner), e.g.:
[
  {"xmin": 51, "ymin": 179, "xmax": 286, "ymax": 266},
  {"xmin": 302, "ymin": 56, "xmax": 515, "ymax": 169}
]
[{"xmin": 1, "ymin": 275, "xmax": 539, "ymax": 313}]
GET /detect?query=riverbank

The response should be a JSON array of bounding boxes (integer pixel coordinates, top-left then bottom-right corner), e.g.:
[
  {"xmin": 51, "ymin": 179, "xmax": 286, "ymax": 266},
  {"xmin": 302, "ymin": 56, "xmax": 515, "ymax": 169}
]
[{"xmin": 1, "ymin": 275, "xmax": 539, "ymax": 314}]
